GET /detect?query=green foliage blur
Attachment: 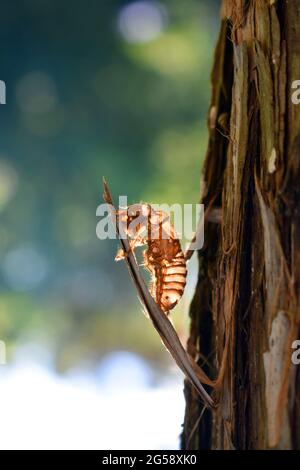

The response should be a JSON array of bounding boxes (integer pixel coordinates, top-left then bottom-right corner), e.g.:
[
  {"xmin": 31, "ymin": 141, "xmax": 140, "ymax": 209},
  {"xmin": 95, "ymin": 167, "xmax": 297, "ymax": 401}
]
[{"xmin": 0, "ymin": 0, "xmax": 220, "ymax": 372}]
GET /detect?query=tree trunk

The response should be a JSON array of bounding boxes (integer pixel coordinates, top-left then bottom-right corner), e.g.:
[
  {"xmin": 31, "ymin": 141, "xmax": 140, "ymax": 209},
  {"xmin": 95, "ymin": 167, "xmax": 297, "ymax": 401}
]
[{"xmin": 182, "ymin": 0, "xmax": 300, "ymax": 450}]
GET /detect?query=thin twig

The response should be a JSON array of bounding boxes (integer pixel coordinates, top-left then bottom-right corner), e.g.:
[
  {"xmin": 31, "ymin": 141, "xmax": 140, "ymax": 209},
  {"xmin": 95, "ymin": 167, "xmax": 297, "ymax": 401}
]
[{"xmin": 102, "ymin": 178, "xmax": 216, "ymax": 408}]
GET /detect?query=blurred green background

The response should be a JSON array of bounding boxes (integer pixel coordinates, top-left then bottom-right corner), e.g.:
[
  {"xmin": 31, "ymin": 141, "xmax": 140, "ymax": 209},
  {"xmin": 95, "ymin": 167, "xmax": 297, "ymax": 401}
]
[{"xmin": 0, "ymin": 0, "xmax": 219, "ymax": 374}]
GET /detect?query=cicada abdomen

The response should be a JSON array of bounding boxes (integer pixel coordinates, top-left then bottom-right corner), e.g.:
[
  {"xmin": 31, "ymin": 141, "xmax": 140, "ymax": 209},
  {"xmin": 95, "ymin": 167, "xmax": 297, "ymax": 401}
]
[{"xmin": 145, "ymin": 238, "xmax": 186, "ymax": 313}]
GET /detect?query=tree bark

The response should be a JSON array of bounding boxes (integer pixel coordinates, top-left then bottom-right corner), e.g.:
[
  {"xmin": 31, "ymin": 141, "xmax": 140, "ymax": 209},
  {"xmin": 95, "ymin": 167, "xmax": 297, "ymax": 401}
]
[{"xmin": 182, "ymin": 0, "xmax": 300, "ymax": 450}]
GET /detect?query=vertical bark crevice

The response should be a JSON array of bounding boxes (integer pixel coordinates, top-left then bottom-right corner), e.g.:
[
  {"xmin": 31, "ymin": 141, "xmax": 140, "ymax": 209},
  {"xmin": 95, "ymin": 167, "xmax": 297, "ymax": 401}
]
[{"xmin": 182, "ymin": 17, "xmax": 234, "ymax": 451}]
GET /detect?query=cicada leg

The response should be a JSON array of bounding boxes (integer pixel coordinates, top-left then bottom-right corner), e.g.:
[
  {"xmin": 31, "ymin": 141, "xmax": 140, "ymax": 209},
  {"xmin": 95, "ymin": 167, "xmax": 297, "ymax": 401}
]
[
  {"xmin": 115, "ymin": 239, "xmax": 138, "ymax": 261},
  {"xmin": 115, "ymin": 226, "xmax": 147, "ymax": 262}
]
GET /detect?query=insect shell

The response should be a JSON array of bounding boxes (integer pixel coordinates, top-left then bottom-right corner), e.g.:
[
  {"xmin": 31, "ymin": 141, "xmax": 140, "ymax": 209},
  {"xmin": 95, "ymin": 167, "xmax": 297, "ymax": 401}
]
[{"xmin": 115, "ymin": 204, "xmax": 187, "ymax": 314}]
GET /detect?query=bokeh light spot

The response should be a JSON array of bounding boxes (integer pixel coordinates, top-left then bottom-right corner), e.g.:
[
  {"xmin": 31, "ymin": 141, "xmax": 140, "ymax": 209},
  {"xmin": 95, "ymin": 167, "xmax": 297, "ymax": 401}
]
[
  {"xmin": 118, "ymin": 1, "xmax": 167, "ymax": 44},
  {"xmin": 2, "ymin": 245, "xmax": 49, "ymax": 291}
]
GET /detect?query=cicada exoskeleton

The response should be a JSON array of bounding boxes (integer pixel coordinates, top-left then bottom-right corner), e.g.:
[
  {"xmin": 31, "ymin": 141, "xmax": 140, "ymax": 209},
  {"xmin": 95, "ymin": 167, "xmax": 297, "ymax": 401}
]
[{"xmin": 116, "ymin": 204, "xmax": 187, "ymax": 313}]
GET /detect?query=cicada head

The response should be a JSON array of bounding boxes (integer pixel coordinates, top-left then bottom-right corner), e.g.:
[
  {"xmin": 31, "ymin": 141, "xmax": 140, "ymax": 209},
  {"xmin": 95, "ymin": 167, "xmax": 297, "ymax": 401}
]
[{"xmin": 117, "ymin": 204, "xmax": 151, "ymax": 238}]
